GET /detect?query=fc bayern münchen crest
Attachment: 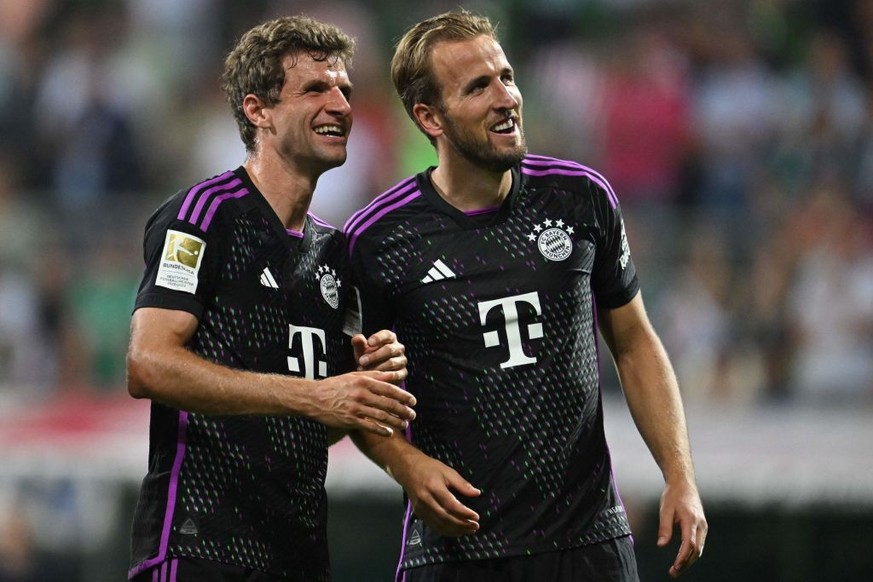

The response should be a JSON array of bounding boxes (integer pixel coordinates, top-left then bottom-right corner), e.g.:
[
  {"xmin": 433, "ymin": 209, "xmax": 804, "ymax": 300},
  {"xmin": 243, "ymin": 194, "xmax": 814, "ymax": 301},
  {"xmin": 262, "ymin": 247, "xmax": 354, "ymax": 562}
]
[
  {"xmin": 315, "ymin": 265, "xmax": 341, "ymax": 309},
  {"xmin": 529, "ymin": 218, "xmax": 575, "ymax": 261}
]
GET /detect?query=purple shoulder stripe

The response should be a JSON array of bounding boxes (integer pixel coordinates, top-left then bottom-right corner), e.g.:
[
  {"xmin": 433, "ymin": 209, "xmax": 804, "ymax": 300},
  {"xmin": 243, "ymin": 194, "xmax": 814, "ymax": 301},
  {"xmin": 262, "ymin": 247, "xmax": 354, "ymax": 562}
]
[
  {"xmin": 177, "ymin": 172, "xmax": 233, "ymax": 219},
  {"xmin": 522, "ymin": 155, "xmax": 619, "ymax": 209},
  {"xmin": 176, "ymin": 171, "xmax": 249, "ymax": 231},
  {"xmin": 344, "ymin": 176, "xmax": 417, "ymax": 235},
  {"xmin": 344, "ymin": 177, "xmax": 421, "ymax": 256}
]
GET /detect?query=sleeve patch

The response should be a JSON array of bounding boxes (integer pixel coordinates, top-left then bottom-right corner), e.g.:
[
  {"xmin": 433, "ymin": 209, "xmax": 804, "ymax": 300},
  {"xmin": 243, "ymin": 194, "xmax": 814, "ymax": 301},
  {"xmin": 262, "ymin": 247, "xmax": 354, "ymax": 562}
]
[
  {"xmin": 619, "ymin": 220, "xmax": 631, "ymax": 270},
  {"xmin": 156, "ymin": 230, "xmax": 206, "ymax": 293},
  {"xmin": 342, "ymin": 286, "xmax": 363, "ymax": 336}
]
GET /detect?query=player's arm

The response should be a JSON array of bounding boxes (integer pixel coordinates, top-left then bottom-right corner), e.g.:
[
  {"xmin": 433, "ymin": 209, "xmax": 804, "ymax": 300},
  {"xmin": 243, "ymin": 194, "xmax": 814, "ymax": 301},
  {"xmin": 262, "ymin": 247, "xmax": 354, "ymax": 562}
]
[
  {"xmin": 329, "ymin": 329, "xmax": 409, "ymax": 445},
  {"xmin": 126, "ymin": 307, "xmax": 416, "ymax": 436},
  {"xmin": 350, "ymin": 430, "xmax": 481, "ymax": 537},
  {"xmin": 598, "ymin": 292, "xmax": 708, "ymax": 579}
]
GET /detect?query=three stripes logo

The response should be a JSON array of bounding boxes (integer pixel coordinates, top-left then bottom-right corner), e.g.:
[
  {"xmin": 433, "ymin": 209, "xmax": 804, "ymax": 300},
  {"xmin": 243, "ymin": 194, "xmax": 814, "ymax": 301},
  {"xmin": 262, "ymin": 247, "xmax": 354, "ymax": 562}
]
[
  {"xmin": 260, "ymin": 267, "xmax": 279, "ymax": 289},
  {"xmin": 421, "ymin": 259, "xmax": 456, "ymax": 284}
]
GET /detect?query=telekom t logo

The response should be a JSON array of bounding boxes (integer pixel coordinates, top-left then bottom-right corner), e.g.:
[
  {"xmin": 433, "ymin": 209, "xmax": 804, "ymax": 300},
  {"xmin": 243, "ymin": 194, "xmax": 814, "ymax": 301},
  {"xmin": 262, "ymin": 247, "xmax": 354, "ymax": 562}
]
[
  {"xmin": 478, "ymin": 292, "xmax": 543, "ymax": 368},
  {"xmin": 288, "ymin": 324, "xmax": 328, "ymax": 379}
]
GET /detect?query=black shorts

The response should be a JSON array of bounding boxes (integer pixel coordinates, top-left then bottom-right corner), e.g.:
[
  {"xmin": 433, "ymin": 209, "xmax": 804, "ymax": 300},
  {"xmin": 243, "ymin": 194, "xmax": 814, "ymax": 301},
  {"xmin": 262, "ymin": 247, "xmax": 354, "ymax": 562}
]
[
  {"xmin": 400, "ymin": 536, "xmax": 639, "ymax": 582},
  {"xmin": 131, "ymin": 557, "xmax": 298, "ymax": 582}
]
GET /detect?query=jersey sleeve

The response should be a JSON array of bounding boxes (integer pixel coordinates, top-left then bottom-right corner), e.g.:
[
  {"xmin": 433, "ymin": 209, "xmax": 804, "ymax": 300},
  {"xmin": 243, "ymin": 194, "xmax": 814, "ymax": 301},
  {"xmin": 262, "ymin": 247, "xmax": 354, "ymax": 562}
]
[
  {"xmin": 347, "ymin": 237, "xmax": 396, "ymax": 337},
  {"xmin": 134, "ymin": 196, "xmax": 221, "ymax": 319},
  {"xmin": 589, "ymin": 181, "xmax": 640, "ymax": 309}
]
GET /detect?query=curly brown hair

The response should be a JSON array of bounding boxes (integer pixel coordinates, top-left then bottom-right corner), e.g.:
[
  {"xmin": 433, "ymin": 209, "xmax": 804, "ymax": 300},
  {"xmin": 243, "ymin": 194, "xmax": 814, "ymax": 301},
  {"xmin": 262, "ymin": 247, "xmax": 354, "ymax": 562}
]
[{"xmin": 222, "ymin": 15, "xmax": 355, "ymax": 152}]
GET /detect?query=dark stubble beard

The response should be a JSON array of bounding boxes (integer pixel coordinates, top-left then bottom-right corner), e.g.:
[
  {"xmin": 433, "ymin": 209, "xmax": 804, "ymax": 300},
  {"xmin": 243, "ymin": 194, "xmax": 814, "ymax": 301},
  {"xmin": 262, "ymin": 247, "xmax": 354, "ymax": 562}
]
[{"xmin": 442, "ymin": 113, "xmax": 527, "ymax": 173}]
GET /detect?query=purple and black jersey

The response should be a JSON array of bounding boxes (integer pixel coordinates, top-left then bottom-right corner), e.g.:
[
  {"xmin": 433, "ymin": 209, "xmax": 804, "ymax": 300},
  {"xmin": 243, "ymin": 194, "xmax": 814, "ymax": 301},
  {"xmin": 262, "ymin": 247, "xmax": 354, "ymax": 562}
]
[
  {"xmin": 345, "ymin": 155, "xmax": 639, "ymax": 572},
  {"xmin": 129, "ymin": 167, "xmax": 354, "ymax": 581}
]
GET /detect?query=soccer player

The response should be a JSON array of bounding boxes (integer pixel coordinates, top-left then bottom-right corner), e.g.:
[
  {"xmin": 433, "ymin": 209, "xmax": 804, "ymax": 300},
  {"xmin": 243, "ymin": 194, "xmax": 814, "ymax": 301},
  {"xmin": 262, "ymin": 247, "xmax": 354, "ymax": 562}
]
[
  {"xmin": 344, "ymin": 9, "xmax": 707, "ymax": 581},
  {"xmin": 126, "ymin": 16, "xmax": 416, "ymax": 582}
]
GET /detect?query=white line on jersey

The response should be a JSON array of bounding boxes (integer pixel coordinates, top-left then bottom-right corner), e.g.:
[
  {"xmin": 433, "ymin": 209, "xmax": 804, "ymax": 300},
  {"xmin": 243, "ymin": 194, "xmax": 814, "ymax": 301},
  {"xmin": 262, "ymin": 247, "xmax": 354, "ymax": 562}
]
[
  {"xmin": 260, "ymin": 267, "xmax": 279, "ymax": 289},
  {"xmin": 421, "ymin": 259, "xmax": 456, "ymax": 284}
]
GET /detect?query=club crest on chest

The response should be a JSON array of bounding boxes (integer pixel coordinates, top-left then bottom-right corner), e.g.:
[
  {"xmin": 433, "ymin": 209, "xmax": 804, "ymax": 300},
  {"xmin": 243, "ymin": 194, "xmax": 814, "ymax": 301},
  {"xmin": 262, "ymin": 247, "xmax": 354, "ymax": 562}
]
[{"xmin": 528, "ymin": 218, "xmax": 575, "ymax": 262}]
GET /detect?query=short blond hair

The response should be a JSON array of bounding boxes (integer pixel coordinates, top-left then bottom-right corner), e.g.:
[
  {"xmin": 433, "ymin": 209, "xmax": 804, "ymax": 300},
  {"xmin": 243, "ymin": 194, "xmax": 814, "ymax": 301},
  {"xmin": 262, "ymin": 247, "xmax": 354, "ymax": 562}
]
[{"xmin": 391, "ymin": 9, "xmax": 498, "ymax": 125}]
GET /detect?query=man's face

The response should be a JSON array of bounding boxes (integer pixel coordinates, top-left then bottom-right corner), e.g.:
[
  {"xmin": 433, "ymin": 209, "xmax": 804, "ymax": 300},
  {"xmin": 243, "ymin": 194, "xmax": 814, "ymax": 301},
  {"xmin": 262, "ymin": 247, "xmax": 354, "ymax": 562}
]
[
  {"xmin": 266, "ymin": 52, "xmax": 353, "ymax": 176},
  {"xmin": 428, "ymin": 35, "xmax": 526, "ymax": 172}
]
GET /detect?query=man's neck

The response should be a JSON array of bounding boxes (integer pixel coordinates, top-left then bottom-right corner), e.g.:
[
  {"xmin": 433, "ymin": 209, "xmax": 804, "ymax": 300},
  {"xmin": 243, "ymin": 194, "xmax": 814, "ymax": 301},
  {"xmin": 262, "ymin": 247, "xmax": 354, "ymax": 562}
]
[
  {"xmin": 430, "ymin": 161, "xmax": 512, "ymax": 213},
  {"xmin": 243, "ymin": 156, "xmax": 316, "ymax": 232}
]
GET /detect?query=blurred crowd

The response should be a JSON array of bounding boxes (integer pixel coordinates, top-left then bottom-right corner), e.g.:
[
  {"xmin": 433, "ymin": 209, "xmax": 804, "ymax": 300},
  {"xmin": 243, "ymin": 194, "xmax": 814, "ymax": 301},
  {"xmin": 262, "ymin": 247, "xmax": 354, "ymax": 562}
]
[
  {"xmin": 1, "ymin": 0, "xmax": 872, "ymax": 579},
  {"xmin": 1, "ymin": 0, "xmax": 872, "ymax": 412}
]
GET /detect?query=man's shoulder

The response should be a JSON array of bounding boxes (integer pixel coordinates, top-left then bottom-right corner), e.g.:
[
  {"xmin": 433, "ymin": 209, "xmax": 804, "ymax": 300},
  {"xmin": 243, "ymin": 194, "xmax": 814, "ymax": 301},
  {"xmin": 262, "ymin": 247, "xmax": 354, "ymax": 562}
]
[
  {"xmin": 144, "ymin": 169, "xmax": 246, "ymax": 240},
  {"xmin": 344, "ymin": 174, "xmax": 423, "ymax": 249},
  {"xmin": 169, "ymin": 169, "xmax": 250, "ymax": 232},
  {"xmin": 520, "ymin": 154, "xmax": 617, "ymax": 203}
]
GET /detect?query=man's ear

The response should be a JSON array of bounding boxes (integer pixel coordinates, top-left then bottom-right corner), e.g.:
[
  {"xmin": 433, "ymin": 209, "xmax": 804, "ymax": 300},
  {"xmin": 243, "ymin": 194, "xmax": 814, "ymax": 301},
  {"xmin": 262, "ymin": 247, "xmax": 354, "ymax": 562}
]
[
  {"xmin": 243, "ymin": 94, "xmax": 272, "ymax": 130},
  {"xmin": 413, "ymin": 103, "xmax": 443, "ymax": 140}
]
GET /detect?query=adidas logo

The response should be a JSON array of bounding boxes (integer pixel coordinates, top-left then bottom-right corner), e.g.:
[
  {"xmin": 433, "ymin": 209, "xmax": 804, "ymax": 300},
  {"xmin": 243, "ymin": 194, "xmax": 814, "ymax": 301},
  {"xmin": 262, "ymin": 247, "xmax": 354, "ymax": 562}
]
[
  {"xmin": 421, "ymin": 259, "xmax": 456, "ymax": 284},
  {"xmin": 260, "ymin": 267, "xmax": 279, "ymax": 289}
]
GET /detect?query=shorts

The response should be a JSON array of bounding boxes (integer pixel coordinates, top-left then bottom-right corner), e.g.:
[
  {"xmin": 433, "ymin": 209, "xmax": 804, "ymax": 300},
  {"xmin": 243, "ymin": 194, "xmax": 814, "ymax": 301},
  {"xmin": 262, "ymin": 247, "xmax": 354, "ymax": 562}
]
[
  {"xmin": 400, "ymin": 535, "xmax": 639, "ymax": 582},
  {"xmin": 130, "ymin": 557, "xmax": 315, "ymax": 582}
]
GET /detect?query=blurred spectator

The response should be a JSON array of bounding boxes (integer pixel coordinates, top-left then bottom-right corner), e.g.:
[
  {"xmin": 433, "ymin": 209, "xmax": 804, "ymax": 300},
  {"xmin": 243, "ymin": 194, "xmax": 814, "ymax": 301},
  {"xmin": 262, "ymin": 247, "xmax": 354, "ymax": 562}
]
[
  {"xmin": 522, "ymin": 37, "xmax": 605, "ymax": 163},
  {"xmin": 784, "ymin": 184, "xmax": 873, "ymax": 406},
  {"xmin": 0, "ymin": 0, "xmax": 51, "ymax": 189},
  {"xmin": 810, "ymin": 0, "xmax": 873, "ymax": 79},
  {"xmin": 64, "ymin": 240, "xmax": 138, "ymax": 392},
  {"xmin": 33, "ymin": 11, "xmax": 146, "ymax": 215},
  {"xmin": 850, "ymin": 0, "xmax": 873, "ymax": 79},
  {"xmin": 596, "ymin": 17, "xmax": 694, "ymax": 277},
  {"xmin": 170, "ymin": 67, "xmax": 246, "ymax": 186},
  {"xmin": 0, "ymin": 152, "xmax": 57, "ymax": 397},
  {"xmin": 653, "ymin": 220, "xmax": 761, "ymax": 407},
  {"xmin": 688, "ymin": 16, "xmax": 778, "ymax": 226},
  {"xmin": 0, "ymin": 495, "xmax": 38, "ymax": 582},
  {"xmin": 852, "ymin": 85, "xmax": 873, "ymax": 210},
  {"xmin": 772, "ymin": 28, "xmax": 868, "ymax": 195},
  {"xmin": 740, "ymin": 178, "xmax": 801, "ymax": 403},
  {"xmin": 599, "ymin": 20, "xmax": 692, "ymax": 206}
]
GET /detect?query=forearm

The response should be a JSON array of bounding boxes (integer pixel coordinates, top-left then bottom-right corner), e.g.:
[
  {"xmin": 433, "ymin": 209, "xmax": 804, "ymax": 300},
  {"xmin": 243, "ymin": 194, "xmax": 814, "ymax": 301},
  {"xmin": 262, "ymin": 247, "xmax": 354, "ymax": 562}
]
[
  {"xmin": 127, "ymin": 342, "xmax": 317, "ymax": 415},
  {"xmin": 615, "ymin": 331, "xmax": 697, "ymax": 485},
  {"xmin": 601, "ymin": 295, "xmax": 708, "ymax": 574},
  {"xmin": 127, "ymin": 308, "xmax": 415, "ymax": 433},
  {"xmin": 351, "ymin": 429, "xmax": 421, "ymax": 483}
]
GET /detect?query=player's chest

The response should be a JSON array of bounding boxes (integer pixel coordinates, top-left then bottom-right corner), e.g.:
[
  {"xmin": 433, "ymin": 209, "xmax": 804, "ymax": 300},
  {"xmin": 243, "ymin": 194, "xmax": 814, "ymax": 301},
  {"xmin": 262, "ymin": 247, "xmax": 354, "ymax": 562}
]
[
  {"xmin": 216, "ymin": 234, "xmax": 350, "ymax": 324},
  {"xmin": 381, "ymin": 201, "xmax": 597, "ymax": 300}
]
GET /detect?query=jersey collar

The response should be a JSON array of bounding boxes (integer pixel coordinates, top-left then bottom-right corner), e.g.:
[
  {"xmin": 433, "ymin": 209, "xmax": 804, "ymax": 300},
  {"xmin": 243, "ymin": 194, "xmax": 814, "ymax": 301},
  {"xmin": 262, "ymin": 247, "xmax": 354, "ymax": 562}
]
[{"xmin": 417, "ymin": 165, "xmax": 522, "ymax": 229}]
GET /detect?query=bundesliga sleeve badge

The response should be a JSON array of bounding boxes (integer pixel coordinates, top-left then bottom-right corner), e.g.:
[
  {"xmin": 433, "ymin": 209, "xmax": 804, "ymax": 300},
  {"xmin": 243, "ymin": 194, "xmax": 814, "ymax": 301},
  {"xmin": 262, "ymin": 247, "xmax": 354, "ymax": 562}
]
[{"xmin": 156, "ymin": 230, "xmax": 206, "ymax": 293}]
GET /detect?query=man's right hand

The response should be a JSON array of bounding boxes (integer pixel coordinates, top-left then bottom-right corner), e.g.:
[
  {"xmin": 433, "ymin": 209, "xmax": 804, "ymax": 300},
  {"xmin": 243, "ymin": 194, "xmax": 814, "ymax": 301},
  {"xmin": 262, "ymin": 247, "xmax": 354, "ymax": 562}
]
[
  {"xmin": 312, "ymin": 371, "xmax": 416, "ymax": 436},
  {"xmin": 396, "ymin": 453, "xmax": 481, "ymax": 536}
]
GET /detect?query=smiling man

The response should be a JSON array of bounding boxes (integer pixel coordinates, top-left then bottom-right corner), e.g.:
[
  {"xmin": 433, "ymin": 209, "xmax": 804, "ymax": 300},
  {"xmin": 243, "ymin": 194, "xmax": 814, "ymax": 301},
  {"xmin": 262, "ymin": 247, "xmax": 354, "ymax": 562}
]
[
  {"xmin": 345, "ymin": 9, "xmax": 707, "ymax": 582},
  {"xmin": 126, "ymin": 16, "xmax": 416, "ymax": 582}
]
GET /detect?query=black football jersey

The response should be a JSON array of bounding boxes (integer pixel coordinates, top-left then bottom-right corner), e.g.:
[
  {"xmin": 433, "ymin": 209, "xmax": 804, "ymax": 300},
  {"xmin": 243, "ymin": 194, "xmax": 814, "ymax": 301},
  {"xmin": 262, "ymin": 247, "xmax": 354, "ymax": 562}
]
[
  {"xmin": 129, "ymin": 167, "xmax": 354, "ymax": 580},
  {"xmin": 345, "ymin": 155, "xmax": 640, "ymax": 570}
]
